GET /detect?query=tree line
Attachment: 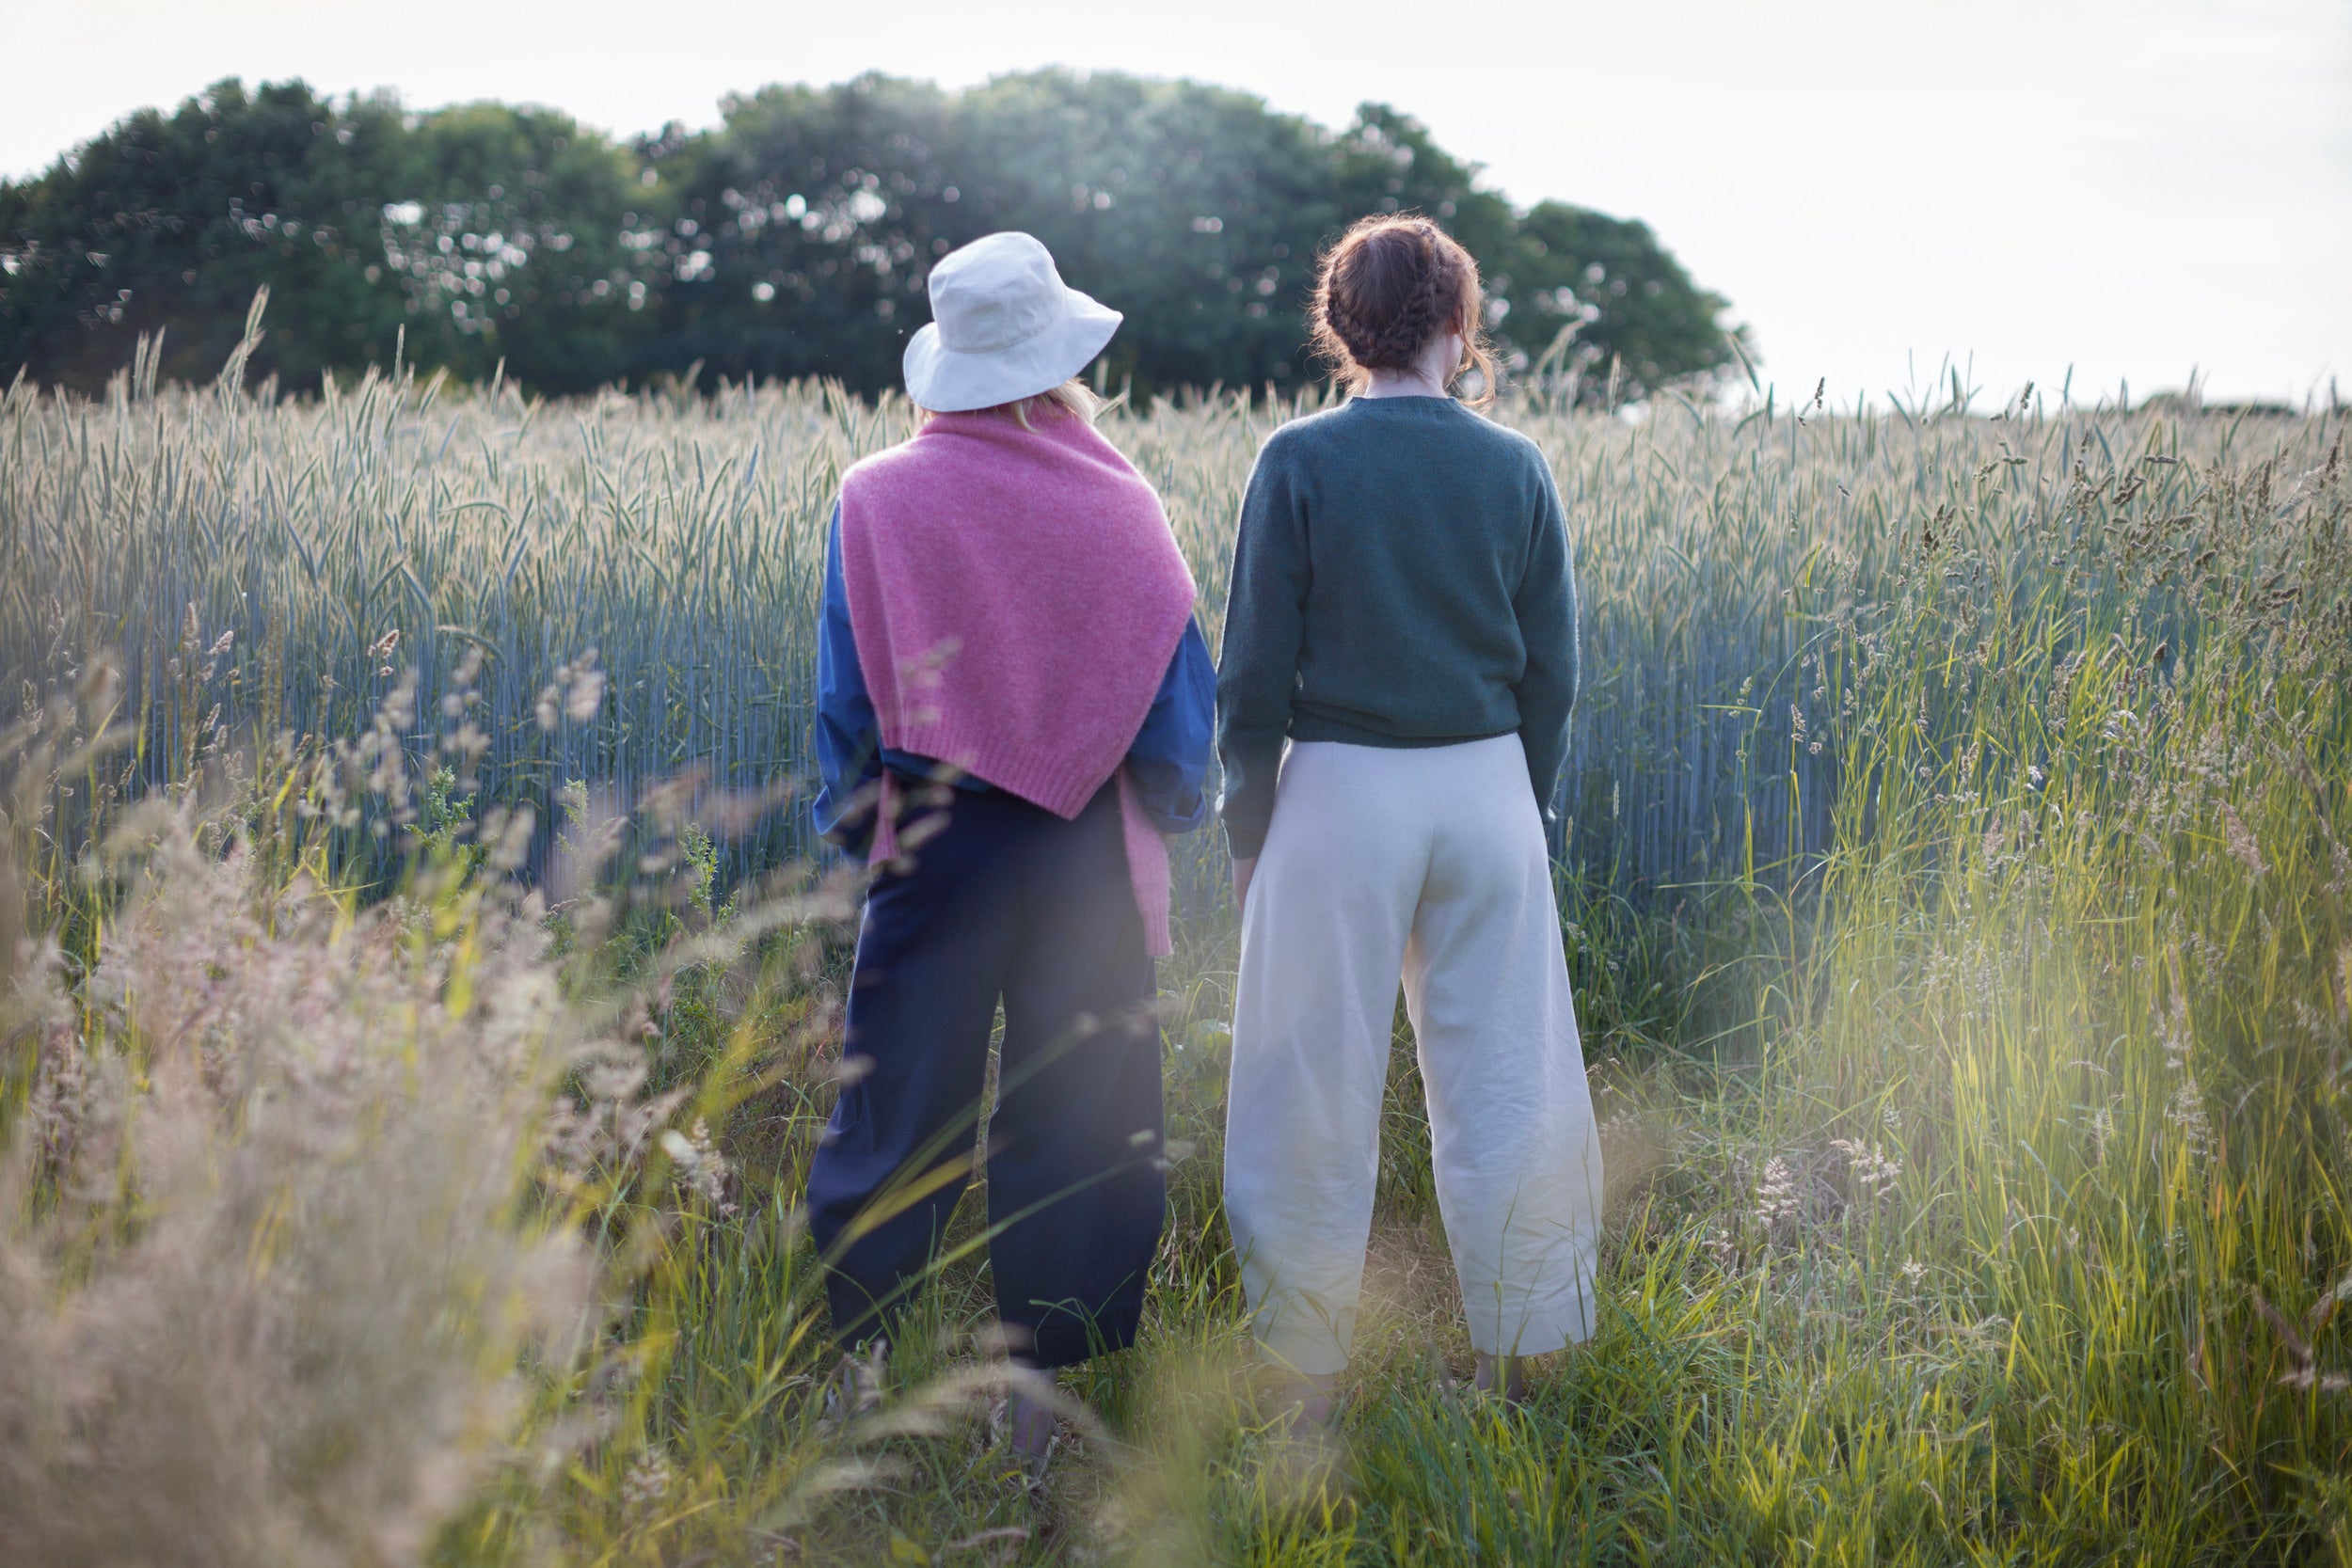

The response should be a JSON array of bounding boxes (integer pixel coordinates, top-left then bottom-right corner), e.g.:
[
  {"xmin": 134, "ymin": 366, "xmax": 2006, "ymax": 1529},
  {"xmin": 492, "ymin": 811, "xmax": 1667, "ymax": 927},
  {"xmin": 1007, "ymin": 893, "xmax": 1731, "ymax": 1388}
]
[{"xmin": 1, "ymin": 72, "xmax": 1748, "ymax": 403}]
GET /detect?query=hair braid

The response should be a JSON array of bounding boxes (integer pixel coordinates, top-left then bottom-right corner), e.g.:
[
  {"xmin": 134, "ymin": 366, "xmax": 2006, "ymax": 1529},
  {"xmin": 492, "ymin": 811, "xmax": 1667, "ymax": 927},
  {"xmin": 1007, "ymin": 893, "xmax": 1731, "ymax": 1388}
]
[{"xmin": 1309, "ymin": 214, "xmax": 1500, "ymax": 404}]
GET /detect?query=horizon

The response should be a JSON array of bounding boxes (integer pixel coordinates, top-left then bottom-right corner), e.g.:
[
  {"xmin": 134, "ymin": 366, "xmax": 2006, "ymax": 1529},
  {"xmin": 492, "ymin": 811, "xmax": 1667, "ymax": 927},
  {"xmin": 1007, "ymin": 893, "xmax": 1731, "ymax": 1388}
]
[{"xmin": 4, "ymin": 0, "xmax": 2345, "ymax": 408}]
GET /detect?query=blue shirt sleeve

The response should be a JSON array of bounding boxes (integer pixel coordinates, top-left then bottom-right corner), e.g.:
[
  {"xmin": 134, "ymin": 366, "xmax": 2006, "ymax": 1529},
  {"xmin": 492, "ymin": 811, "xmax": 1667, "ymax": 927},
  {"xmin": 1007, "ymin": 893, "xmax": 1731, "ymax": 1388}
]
[
  {"xmin": 1127, "ymin": 618, "xmax": 1216, "ymax": 834},
  {"xmin": 813, "ymin": 504, "xmax": 883, "ymax": 853}
]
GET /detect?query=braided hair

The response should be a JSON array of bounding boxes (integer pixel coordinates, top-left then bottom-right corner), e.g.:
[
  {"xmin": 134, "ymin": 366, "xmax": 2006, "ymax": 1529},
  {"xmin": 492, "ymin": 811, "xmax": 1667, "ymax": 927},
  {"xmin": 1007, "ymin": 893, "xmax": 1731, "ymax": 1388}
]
[{"xmin": 1309, "ymin": 215, "xmax": 1500, "ymax": 404}]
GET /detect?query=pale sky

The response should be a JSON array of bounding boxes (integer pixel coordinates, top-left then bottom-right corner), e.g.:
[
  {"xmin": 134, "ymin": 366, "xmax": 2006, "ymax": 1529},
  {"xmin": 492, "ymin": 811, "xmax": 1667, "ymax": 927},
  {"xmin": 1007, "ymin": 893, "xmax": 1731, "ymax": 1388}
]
[{"xmin": 5, "ymin": 0, "xmax": 2345, "ymax": 406}]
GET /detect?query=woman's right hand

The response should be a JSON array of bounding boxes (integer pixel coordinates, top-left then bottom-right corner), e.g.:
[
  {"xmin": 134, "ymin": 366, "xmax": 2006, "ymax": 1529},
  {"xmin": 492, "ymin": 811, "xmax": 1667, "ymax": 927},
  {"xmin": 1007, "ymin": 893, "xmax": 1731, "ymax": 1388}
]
[{"xmin": 1231, "ymin": 856, "xmax": 1257, "ymax": 914}]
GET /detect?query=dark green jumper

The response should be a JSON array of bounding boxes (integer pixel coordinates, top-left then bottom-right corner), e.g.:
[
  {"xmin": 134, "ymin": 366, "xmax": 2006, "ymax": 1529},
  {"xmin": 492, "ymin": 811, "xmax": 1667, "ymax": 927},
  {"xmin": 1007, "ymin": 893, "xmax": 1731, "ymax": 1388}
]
[{"xmin": 1214, "ymin": 395, "xmax": 1580, "ymax": 863}]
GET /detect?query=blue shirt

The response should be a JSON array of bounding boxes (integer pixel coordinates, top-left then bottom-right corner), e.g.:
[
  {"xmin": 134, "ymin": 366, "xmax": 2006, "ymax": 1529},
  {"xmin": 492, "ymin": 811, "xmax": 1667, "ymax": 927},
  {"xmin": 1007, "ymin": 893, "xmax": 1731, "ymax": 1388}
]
[{"xmin": 814, "ymin": 506, "xmax": 1216, "ymax": 854}]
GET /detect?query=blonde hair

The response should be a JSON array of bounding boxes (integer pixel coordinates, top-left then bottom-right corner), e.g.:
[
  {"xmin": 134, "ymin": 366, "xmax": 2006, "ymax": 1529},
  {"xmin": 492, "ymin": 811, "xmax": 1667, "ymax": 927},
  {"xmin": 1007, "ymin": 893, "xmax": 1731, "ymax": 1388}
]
[{"xmin": 920, "ymin": 379, "xmax": 1103, "ymax": 429}]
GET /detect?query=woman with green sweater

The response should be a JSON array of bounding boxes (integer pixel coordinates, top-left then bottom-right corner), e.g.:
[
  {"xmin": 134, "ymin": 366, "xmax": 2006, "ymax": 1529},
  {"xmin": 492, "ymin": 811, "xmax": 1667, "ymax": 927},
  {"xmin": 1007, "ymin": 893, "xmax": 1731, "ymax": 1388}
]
[{"xmin": 1217, "ymin": 215, "xmax": 1602, "ymax": 1418}]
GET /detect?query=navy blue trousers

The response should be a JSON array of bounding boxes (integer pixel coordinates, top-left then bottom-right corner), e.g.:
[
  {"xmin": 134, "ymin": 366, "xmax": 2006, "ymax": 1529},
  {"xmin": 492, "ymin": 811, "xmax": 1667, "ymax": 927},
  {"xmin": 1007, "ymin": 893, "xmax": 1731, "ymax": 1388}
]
[{"xmin": 805, "ymin": 781, "xmax": 1167, "ymax": 1369}]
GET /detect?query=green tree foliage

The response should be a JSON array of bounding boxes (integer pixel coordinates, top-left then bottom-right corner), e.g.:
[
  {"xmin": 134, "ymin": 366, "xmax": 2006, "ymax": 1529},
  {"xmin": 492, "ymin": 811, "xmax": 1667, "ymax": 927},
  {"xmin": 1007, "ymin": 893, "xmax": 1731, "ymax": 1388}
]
[
  {"xmin": 656, "ymin": 71, "xmax": 1344, "ymax": 393},
  {"xmin": 0, "ymin": 79, "xmax": 357, "ymax": 390},
  {"xmin": 1509, "ymin": 201, "xmax": 1746, "ymax": 398},
  {"xmin": 3, "ymin": 72, "xmax": 1746, "ymax": 402},
  {"xmin": 644, "ymin": 74, "xmax": 953, "ymax": 394},
  {"xmin": 374, "ymin": 102, "xmax": 660, "ymax": 390},
  {"xmin": 0, "ymin": 80, "xmax": 660, "ymax": 394}
]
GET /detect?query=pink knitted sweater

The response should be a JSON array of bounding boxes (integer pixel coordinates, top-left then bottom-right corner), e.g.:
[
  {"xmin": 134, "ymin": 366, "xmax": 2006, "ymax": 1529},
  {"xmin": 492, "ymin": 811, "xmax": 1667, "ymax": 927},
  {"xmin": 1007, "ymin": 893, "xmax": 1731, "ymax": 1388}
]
[{"xmin": 836, "ymin": 409, "xmax": 1198, "ymax": 955}]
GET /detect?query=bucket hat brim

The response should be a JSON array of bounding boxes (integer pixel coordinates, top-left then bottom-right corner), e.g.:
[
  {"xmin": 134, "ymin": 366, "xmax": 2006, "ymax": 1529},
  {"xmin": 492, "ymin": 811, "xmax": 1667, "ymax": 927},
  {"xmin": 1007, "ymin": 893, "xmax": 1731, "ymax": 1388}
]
[{"xmin": 901, "ymin": 290, "xmax": 1121, "ymax": 413}]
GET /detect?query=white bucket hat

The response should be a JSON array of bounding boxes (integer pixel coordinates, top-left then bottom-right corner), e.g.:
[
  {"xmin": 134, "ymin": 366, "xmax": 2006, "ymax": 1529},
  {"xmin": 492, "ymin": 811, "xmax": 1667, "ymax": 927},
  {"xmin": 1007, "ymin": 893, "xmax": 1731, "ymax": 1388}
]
[{"xmin": 902, "ymin": 231, "xmax": 1121, "ymax": 412}]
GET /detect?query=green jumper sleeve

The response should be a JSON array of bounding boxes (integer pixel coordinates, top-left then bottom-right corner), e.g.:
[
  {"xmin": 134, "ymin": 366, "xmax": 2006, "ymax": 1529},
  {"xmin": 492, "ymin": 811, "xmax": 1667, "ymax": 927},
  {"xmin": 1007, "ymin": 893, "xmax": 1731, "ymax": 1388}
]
[
  {"xmin": 1511, "ymin": 459, "xmax": 1580, "ymax": 827},
  {"xmin": 1215, "ymin": 439, "xmax": 1310, "ymax": 863}
]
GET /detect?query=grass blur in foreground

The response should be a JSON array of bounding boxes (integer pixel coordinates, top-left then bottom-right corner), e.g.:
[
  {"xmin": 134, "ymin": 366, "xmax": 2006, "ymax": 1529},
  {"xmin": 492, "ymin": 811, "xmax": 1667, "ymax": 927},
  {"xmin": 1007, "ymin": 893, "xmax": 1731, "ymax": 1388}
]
[{"xmin": 0, "ymin": 356, "xmax": 2348, "ymax": 1563}]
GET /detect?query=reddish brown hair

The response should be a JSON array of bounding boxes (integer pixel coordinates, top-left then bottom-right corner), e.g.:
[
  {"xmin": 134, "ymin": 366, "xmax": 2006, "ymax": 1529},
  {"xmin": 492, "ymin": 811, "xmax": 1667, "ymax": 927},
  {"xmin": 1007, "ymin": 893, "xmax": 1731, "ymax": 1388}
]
[{"xmin": 1309, "ymin": 214, "xmax": 1500, "ymax": 404}]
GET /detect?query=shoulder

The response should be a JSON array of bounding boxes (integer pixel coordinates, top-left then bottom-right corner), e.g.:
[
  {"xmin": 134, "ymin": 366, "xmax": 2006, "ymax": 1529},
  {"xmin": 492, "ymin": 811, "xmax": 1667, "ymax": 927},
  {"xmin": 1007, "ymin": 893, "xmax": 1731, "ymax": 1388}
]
[
  {"xmin": 1046, "ymin": 411, "xmax": 1153, "ymax": 485},
  {"xmin": 840, "ymin": 435, "xmax": 930, "ymax": 496},
  {"xmin": 1254, "ymin": 401, "xmax": 1357, "ymax": 459},
  {"xmin": 1450, "ymin": 404, "xmax": 1553, "ymax": 471},
  {"xmin": 839, "ymin": 436, "xmax": 964, "ymax": 553},
  {"xmin": 1463, "ymin": 412, "xmax": 1564, "ymax": 517},
  {"xmin": 1245, "ymin": 404, "xmax": 1359, "ymax": 489}
]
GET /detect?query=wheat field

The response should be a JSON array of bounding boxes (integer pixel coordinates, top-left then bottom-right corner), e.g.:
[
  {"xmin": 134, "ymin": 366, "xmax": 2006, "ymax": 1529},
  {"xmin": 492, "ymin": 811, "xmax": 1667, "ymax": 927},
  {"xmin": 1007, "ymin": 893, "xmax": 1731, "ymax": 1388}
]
[
  {"xmin": 3, "ymin": 356, "xmax": 2349, "ymax": 1564},
  {"xmin": 2, "ymin": 357, "xmax": 2083, "ymax": 897}
]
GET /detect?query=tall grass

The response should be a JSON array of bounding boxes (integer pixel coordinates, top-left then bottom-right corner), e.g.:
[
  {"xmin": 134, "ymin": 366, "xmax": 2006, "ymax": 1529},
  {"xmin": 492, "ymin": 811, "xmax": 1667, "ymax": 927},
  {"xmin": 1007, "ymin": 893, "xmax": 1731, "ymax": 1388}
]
[
  {"xmin": 14, "ymin": 349, "xmax": 2324, "ymax": 905},
  {"xmin": 2, "ymin": 350, "xmax": 2348, "ymax": 1562}
]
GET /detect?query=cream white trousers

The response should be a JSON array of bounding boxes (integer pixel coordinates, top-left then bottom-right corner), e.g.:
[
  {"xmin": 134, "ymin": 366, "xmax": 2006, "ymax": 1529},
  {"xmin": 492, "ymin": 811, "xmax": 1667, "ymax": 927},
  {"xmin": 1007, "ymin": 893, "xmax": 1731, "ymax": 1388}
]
[{"xmin": 1224, "ymin": 736, "xmax": 1602, "ymax": 1376}]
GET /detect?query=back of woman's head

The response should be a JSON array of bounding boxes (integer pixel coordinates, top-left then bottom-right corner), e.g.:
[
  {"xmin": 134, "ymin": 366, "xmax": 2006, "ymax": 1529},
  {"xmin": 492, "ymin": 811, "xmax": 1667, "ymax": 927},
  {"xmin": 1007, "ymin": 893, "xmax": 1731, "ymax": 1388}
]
[
  {"xmin": 919, "ymin": 379, "xmax": 1102, "ymax": 431},
  {"xmin": 1310, "ymin": 215, "xmax": 1500, "ymax": 404}
]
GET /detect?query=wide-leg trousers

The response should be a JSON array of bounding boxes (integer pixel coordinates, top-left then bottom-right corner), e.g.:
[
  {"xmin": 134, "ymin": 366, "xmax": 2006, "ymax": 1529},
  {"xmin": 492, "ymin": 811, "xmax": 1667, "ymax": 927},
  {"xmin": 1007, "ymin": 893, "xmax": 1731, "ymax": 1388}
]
[
  {"xmin": 806, "ymin": 782, "xmax": 1167, "ymax": 1370},
  {"xmin": 1223, "ymin": 736, "xmax": 1602, "ymax": 1376}
]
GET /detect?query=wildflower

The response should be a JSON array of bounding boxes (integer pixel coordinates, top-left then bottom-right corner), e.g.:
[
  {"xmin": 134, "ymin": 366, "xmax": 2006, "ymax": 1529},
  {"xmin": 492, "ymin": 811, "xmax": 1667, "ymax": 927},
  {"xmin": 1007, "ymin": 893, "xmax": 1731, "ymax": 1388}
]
[
  {"xmin": 1754, "ymin": 1157, "xmax": 1801, "ymax": 1227},
  {"xmin": 2219, "ymin": 801, "xmax": 2266, "ymax": 877},
  {"xmin": 1831, "ymin": 1137, "xmax": 1902, "ymax": 1200},
  {"xmin": 620, "ymin": 1447, "xmax": 675, "ymax": 1524},
  {"xmin": 480, "ymin": 803, "xmax": 535, "ymax": 872},
  {"xmin": 24, "ymin": 1021, "xmax": 103, "ymax": 1191},
  {"xmin": 1901, "ymin": 1259, "xmax": 1927, "ymax": 1285},
  {"xmin": 2167, "ymin": 1078, "xmax": 2213, "ymax": 1156},
  {"xmin": 1703, "ymin": 1226, "xmax": 1739, "ymax": 1271},
  {"xmin": 566, "ymin": 666, "xmax": 606, "ymax": 722},
  {"xmin": 534, "ymin": 650, "xmax": 608, "ymax": 729},
  {"xmin": 543, "ymin": 1040, "xmax": 688, "ymax": 1178},
  {"xmin": 660, "ymin": 1117, "xmax": 737, "ymax": 1216}
]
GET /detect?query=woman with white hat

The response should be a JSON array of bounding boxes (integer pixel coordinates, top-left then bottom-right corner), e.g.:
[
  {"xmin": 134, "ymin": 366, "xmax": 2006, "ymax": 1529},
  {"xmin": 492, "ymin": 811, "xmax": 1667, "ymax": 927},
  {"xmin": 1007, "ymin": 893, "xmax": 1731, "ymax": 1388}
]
[{"xmin": 804, "ymin": 231, "xmax": 1215, "ymax": 1463}]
